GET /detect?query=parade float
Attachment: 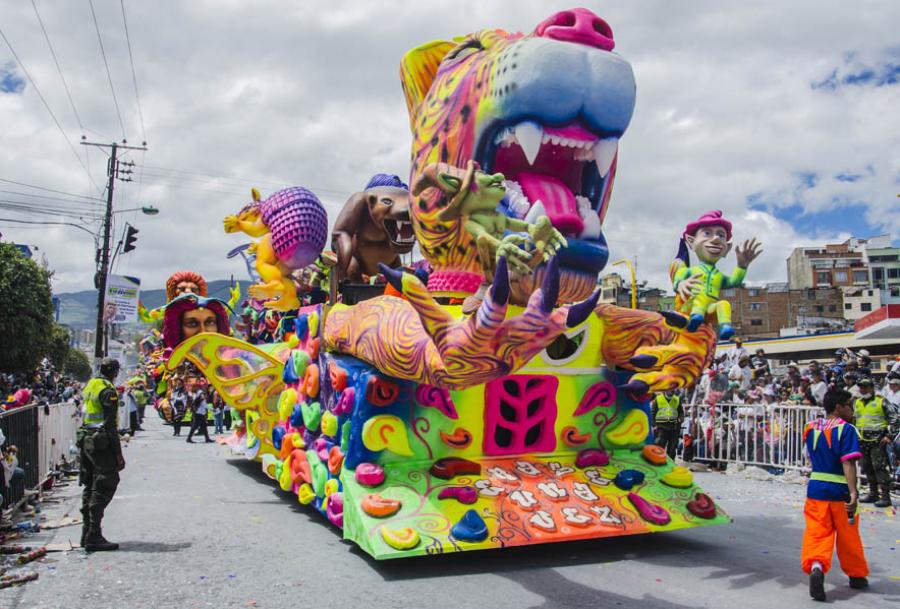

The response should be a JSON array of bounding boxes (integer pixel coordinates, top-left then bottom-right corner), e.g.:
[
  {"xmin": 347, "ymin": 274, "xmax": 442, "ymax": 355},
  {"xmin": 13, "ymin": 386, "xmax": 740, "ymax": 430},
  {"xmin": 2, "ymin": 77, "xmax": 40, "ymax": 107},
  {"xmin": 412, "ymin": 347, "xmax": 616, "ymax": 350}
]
[
  {"xmin": 136, "ymin": 271, "xmax": 237, "ymax": 425},
  {"xmin": 168, "ymin": 8, "xmax": 729, "ymax": 559}
]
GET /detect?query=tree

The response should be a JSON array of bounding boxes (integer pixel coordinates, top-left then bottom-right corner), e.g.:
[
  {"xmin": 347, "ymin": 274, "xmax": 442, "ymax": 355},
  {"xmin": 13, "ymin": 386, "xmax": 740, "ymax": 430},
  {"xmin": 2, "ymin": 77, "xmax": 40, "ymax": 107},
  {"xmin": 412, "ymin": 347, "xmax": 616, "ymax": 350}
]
[
  {"xmin": 63, "ymin": 348, "xmax": 92, "ymax": 382},
  {"xmin": 0, "ymin": 243, "xmax": 55, "ymax": 373},
  {"xmin": 47, "ymin": 324, "xmax": 72, "ymax": 370}
]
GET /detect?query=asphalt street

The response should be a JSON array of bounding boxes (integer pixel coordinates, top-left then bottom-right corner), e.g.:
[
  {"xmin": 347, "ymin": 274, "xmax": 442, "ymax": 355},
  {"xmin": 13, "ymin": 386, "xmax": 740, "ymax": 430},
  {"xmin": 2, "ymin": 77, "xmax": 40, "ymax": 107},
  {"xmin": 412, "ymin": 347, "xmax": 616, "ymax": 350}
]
[{"xmin": 4, "ymin": 415, "xmax": 899, "ymax": 609}]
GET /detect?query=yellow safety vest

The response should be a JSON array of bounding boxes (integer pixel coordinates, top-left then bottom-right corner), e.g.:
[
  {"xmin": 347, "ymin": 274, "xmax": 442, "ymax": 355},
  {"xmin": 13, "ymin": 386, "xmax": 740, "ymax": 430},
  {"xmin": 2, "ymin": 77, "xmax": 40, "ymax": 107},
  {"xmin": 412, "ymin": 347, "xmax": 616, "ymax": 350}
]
[
  {"xmin": 854, "ymin": 396, "xmax": 886, "ymax": 433},
  {"xmin": 82, "ymin": 377, "xmax": 114, "ymax": 428},
  {"xmin": 655, "ymin": 394, "xmax": 680, "ymax": 422}
]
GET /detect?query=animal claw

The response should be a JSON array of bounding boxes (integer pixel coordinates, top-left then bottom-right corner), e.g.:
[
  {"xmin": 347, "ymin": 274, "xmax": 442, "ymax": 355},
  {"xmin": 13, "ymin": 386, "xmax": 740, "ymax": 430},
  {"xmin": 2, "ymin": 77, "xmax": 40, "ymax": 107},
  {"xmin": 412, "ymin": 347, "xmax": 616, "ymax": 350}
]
[
  {"xmin": 540, "ymin": 255, "xmax": 560, "ymax": 313},
  {"xmin": 618, "ymin": 379, "xmax": 650, "ymax": 400},
  {"xmin": 566, "ymin": 288, "xmax": 600, "ymax": 328},
  {"xmin": 660, "ymin": 310, "xmax": 688, "ymax": 329},
  {"xmin": 379, "ymin": 263, "xmax": 405, "ymax": 293},
  {"xmin": 490, "ymin": 256, "xmax": 510, "ymax": 306},
  {"xmin": 629, "ymin": 354, "xmax": 658, "ymax": 369}
]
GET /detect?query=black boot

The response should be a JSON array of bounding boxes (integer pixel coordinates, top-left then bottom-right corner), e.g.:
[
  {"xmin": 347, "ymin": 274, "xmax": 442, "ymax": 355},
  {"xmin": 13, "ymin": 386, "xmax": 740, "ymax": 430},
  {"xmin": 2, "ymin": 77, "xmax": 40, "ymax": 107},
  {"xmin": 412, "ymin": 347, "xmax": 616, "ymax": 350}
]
[
  {"xmin": 84, "ymin": 518, "xmax": 118, "ymax": 552},
  {"xmin": 874, "ymin": 485, "xmax": 892, "ymax": 508},
  {"xmin": 80, "ymin": 508, "xmax": 90, "ymax": 548},
  {"xmin": 859, "ymin": 483, "xmax": 878, "ymax": 503},
  {"xmin": 809, "ymin": 567, "xmax": 826, "ymax": 601},
  {"xmin": 849, "ymin": 576, "xmax": 869, "ymax": 589},
  {"xmin": 84, "ymin": 531, "xmax": 119, "ymax": 552}
]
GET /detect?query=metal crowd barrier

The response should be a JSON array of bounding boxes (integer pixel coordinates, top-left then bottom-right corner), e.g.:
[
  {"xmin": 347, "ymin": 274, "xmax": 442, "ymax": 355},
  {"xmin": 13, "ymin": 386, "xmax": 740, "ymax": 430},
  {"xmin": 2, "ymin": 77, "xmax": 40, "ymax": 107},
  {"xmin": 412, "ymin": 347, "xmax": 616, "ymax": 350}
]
[
  {"xmin": 686, "ymin": 402, "xmax": 821, "ymax": 471},
  {"xmin": 0, "ymin": 402, "xmax": 82, "ymax": 509},
  {"xmin": 37, "ymin": 402, "xmax": 81, "ymax": 483}
]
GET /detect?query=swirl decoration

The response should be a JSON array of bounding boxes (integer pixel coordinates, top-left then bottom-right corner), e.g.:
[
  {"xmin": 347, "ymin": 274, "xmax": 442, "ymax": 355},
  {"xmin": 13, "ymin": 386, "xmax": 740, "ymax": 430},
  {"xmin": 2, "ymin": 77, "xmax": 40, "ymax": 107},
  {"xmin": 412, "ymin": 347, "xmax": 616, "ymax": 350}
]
[
  {"xmin": 561, "ymin": 426, "xmax": 592, "ymax": 447},
  {"xmin": 573, "ymin": 382, "xmax": 616, "ymax": 416},
  {"xmin": 440, "ymin": 428, "xmax": 473, "ymax": 449},
  {"xmin": 415, "ymin": 384, "xmax": 458, "ymax": 419},
  {"xmin": 362, "ymin": 415, "xmax": 414, "ymax": 456},
  {"xmin": 485, "ymin": 497, "xmax": 531, "ymax": 547},
  {"xmin": 603, "ymin": 409, "xmax": 649, "ymax": 448},
  {"xmin": 411, "ymin": 417, "xmax": 434, "ymax": 460}
]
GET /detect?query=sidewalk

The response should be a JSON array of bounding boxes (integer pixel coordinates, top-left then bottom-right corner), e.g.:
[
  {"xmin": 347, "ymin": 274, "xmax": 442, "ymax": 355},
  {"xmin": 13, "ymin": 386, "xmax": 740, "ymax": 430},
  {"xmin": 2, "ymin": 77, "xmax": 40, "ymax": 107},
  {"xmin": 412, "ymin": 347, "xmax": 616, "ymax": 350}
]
[{"xmin": 4, "ymin": 415, "xmax": 898, "ymax": 609}]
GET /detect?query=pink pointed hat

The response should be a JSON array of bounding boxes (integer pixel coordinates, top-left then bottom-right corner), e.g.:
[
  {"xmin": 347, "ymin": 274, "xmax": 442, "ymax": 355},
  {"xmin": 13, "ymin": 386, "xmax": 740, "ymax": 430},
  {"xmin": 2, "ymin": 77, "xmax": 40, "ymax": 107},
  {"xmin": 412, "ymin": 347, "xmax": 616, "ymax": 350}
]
[{"xmin": 683, "ymin": 209, "xmax": 732, "ymax": 240}]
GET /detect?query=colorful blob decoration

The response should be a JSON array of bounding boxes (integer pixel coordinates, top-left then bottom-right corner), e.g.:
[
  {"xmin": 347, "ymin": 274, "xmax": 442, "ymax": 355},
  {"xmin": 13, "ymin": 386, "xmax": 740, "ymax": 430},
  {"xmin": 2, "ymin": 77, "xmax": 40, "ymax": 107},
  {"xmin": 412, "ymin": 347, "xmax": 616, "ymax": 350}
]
[
  {"xmin": 604, "ymin": 409, "xmax": 650, "ymax": 448},
  {"xmin": 380, "ymin": 526, "xmax": 420, "ymax": 550},
  {"xmin": 415, "ymin": 384, "xmax": 458, "ymax": 419},
  {"xmin": 627, "ymin": 492, "xmax": 671, "ymax": 526},
  {"xmin": 572, "ymin": 381, "xmax": 616, "ymax": 416},
  {"xmin": 687, "ymin": 493, "xmax": 719, "ymax": 519},
  {"xmin": 366, "ymin": 376, "xmax": 400, "ymax": 407},
  {"xmin": 661, "ymin": 466, "xmax": 693, "ymax": 488},
  {"xmin": 362, "ymin": 494, "xmax": 402, "ymax": 518},
  {"xmin": 165, "ymin": 7, "xmax": 729, "ymax": 561},
  {"xmin": 439, "ymin": 427, "xmax": 473, "ymax": 449},
  {"xmin": 362, "ymin": 415, "xmax": 414, "ymax": 456},
  {"xmin": 437, "ymin": 486, "xmax": 478, "ymax": 504},
  {"xmin": 451, "ymin": 510, "xmax": 489, "ymax": 542},
  {"xmin": 355, "ymin": 463, "xmax": 385, "ymax": 487},
  {"xmin": 562, "ymin": 426, "xmax": 592, "ymax": 447},
  {"xmin": 641, "ymin": 444, "xmax": 668, "ymax": 466}
]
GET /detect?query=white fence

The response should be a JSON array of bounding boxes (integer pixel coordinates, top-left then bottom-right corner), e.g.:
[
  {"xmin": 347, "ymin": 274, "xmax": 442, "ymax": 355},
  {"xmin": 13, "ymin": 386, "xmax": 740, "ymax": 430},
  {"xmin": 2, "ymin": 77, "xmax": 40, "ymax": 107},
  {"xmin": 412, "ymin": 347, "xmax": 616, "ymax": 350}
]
[
  {"xmin": 38, "ymin": 402, "xmax": 81, "ymax": 482},
  {"xmin": 687, "ymin": 402, "xmax": 821, "ymax": 471}
]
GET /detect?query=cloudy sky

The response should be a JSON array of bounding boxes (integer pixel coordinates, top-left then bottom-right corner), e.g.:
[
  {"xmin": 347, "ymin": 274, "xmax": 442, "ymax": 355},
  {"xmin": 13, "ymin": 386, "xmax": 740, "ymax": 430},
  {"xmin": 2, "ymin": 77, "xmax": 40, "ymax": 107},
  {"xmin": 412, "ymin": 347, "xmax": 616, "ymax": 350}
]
[{"xmin": 1, "ymin": 0, "xmax": 898, "ymax": 295}]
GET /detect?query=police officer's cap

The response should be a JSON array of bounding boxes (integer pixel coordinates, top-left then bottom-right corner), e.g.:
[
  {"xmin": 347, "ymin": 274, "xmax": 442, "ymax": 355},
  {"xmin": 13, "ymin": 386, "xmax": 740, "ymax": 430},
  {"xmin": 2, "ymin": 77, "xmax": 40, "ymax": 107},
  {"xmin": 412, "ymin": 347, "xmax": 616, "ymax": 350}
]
[
  {"xmin": 99, "ymin": 358, "xmax": 120, "ymax": 376},
  {"xmin": 857, "ymin": 376, "xmax": 873, "ymax": 386}
]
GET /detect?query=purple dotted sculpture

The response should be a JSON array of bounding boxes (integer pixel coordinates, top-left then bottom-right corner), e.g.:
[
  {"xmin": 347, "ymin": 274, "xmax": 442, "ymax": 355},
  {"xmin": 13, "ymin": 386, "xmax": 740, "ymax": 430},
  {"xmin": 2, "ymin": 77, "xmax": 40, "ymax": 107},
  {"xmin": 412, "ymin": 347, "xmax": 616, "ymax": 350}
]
[{"xmin": 260, "ymin": 187, "xmax": 328, "ymax": 269}]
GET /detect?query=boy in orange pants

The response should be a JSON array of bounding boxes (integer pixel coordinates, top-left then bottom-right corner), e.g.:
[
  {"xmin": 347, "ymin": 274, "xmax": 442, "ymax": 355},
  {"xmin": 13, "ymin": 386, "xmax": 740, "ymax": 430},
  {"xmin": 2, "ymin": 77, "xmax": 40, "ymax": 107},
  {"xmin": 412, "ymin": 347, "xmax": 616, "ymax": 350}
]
[{"xmin": 801, "ymin": 388, "xmax": 869, "ymax": 601}]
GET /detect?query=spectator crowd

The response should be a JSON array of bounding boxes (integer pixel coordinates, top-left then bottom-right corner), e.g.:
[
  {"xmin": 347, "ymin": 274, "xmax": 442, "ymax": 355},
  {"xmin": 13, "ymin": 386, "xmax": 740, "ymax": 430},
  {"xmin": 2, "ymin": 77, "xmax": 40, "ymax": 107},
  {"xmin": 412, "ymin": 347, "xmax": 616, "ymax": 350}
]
[
  {"xmin": 693, "ymin": 339, "xmax": 900, "ymax": 410},
  {"xmin": 673, "ymin": 339, "xmax": 900, "ymax": 489},
  {"xmin": 1, "ymin": 357, "xmax": 83, "ymax": 410}
]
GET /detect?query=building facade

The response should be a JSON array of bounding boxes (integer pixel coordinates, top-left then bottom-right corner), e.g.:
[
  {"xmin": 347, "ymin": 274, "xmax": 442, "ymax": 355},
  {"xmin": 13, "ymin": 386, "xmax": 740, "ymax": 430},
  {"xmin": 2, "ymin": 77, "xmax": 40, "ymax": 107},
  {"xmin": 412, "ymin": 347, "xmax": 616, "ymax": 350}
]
[
  {"xmin": 787, "ymin": 241, "xmax": 869, "ymax": 290},
  {"xmin": 842, "ymin": 287, "xmax": 882, "ymax": 321},
  {"xmin": 722, "ymin": 284, "xmax": 847, "ymax": 339},
  {"xmin": 864, "ymin": 240, "xmax": 900, "ymax": 304}
]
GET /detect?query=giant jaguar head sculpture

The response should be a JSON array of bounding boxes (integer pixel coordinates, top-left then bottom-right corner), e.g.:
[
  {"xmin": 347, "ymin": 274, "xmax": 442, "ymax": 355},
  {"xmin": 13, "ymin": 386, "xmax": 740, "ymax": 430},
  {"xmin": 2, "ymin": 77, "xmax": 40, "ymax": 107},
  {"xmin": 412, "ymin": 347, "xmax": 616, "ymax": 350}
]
[{"xmin": 401, "ymin": 8, "xmax": 636, "ymax": 303}]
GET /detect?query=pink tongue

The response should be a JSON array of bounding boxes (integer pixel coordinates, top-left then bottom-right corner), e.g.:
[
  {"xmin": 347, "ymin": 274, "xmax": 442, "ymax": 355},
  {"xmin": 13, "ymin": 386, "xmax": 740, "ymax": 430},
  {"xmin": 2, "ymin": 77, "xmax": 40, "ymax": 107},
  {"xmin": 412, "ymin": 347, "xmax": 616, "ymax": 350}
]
[{"xmin": 518, "ymin": 172, "xmax": 584, "ymax": 236}]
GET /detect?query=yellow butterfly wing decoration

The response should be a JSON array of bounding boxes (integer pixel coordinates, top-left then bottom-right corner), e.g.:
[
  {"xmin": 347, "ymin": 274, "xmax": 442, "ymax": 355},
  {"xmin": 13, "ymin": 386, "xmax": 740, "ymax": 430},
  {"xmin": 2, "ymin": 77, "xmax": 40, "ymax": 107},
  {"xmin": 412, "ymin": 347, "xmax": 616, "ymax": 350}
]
[{"xmin": 166, "ymin": 333, "xmax": 291, "ymax": 417}]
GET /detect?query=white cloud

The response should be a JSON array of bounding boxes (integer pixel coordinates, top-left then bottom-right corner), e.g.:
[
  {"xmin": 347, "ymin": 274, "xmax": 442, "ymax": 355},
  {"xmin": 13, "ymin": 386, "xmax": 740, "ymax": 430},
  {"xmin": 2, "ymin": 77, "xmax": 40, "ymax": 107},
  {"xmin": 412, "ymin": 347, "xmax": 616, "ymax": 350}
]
[{"xmin": 0, "ymin": 0, "xmax": 897, "ymax": 296}]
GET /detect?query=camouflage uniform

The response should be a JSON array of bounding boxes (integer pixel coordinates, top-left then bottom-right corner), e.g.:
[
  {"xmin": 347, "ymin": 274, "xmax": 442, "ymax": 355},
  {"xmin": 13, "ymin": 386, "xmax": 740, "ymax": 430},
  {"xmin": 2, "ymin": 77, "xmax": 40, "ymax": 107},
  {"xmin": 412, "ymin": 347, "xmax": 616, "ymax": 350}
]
[
  {"xmin": 855, "ymin": 394, "xmax": 896, "ymax": 507},
  {"xmin": 79, "ymin": 373, "xmax": 123, "ymax": 549}
]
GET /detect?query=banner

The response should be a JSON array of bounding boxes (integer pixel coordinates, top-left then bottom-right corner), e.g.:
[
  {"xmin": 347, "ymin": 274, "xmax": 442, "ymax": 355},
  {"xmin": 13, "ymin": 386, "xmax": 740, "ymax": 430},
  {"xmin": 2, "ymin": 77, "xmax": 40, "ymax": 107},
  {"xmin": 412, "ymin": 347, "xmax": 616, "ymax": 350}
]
[{"xmin": 104, "ymin": 275, "xmax": 141, "ymax": 324}]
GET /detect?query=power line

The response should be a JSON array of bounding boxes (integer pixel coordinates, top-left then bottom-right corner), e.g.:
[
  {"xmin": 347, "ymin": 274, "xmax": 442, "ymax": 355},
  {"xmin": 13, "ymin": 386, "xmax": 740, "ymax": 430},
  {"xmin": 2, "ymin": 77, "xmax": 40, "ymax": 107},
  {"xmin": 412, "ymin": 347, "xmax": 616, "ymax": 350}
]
[
  {"xmin": 135, "ymin": 174, "xmax": 348, "ymax": 209},
  {"xmin": 0, "ymin": 189, "xmax": 103, "ymax": 208},
  {"xmin": 31, "ymin": 0, "xmax": 84, "ymax": 131},
  {"xmin": 0, "ymin": 26, "xmax": 102, "ymax": 194},
  {"xmin": 88, "ymin": 0, "xmax": 127, "ymax": 140},
  {"xmin": 0, "ymin": 198, "xmax": 103, "ymax": 217},
  {"xmin": 0, "ymin": 177, "xmax": 104, "ymax": 201},
  {"xmin": 136, "ymin": 164, "xmax": 355, "ymax": 198},
  {"xmin": 119, "ymin": 0, "xmax": 146, "ymax": 144},
  {"xmin": 0, "ymin": 203, "xmax": 102, "ymax": 222},
  {"xmin": 0, "ymin": 217, "xmax": 98, "ymax": 237}
]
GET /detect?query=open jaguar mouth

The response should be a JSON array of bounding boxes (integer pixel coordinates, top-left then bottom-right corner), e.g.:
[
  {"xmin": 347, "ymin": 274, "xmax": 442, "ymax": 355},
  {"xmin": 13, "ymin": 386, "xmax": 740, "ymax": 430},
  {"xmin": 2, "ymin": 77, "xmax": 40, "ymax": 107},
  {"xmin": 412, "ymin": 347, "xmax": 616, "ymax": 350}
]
[
  {"xmin": 476, "ymin": 121, "xmax": 616, "ymax": 243},
  {"xmin": 384, "ymin": 218, "xmax": 416, "ymax": 248}
]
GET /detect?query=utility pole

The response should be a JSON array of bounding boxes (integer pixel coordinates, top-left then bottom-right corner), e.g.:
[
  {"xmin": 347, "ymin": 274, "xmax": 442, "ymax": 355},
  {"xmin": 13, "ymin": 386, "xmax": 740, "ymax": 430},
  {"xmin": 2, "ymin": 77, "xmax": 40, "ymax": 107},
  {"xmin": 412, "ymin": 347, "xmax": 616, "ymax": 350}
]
[{"xmin": 82, "ymin": 140, "xmax": 147, "ymax": 361}]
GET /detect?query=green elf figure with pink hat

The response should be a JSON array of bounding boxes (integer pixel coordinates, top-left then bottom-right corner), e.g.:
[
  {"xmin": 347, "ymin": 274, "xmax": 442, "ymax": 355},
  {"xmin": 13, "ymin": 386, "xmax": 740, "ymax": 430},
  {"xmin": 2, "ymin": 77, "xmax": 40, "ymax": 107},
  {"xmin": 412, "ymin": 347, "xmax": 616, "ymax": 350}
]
[{"xmin": 670, "ymin": 210, "xmax": 762, "ymax": 341}]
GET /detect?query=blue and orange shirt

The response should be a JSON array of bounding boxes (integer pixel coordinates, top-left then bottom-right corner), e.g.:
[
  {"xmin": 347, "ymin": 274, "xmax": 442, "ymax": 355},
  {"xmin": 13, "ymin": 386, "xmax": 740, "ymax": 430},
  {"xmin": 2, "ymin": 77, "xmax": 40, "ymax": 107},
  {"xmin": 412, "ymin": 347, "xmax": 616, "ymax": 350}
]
[{"xmin": 803, "ymin": 417, "xmax": 862, "ymax": 501}]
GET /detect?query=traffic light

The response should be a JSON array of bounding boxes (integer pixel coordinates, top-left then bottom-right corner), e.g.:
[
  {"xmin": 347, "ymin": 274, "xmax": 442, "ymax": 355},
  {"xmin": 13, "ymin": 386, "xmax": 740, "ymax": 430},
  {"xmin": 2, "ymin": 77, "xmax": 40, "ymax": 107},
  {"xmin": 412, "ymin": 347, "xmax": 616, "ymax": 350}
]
[{"xmin": 123, "ymin": 225, "xmax": 139, "ymax": 253}]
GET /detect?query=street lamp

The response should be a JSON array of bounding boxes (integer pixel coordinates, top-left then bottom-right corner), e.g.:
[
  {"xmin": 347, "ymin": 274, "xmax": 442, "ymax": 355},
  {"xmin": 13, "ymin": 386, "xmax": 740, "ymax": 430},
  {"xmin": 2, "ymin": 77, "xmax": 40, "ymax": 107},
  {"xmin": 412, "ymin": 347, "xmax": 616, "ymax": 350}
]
[
  {"xmin": 113, "ymin": 205, "xmax": 159, "ymax": 216},
  {"xmin": 612, "ymin": 258, "xmax": 637, "ymax": 309}
]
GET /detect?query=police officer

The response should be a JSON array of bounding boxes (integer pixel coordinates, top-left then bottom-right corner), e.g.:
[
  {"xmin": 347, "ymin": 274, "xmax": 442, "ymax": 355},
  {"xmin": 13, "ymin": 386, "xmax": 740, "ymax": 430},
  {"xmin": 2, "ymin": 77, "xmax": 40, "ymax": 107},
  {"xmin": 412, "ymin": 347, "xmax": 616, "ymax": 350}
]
[
  {"xmin": 132, "ymin": 382, "xmax": 148, "ymax": 427},
  {"xmin": 652, "ymin": 389, "xmax": 684, "ymax": 460},
  {"xmin": 854, "ymin": 377, "xmax": 895, "ymax": 508},
  {"xmin": 79, "ymin": 358, "xmax": 125, "ymax": 551}
]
